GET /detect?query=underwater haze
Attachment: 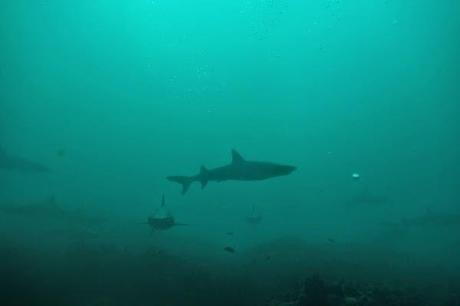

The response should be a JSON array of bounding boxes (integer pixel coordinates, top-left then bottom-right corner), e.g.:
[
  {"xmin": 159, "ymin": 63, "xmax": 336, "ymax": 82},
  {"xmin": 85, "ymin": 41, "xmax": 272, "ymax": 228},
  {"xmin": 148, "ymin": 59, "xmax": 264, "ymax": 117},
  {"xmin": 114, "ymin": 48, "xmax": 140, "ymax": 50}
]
[{"xmin": 1, "ymin": 0, "xmax": 459, "ymax": 305}]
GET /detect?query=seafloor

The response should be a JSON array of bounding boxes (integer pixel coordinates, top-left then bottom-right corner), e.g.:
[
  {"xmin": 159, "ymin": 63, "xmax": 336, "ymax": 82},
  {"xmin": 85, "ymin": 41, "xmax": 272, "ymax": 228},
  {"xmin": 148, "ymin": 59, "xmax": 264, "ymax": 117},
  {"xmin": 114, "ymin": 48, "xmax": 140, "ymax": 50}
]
[{"xmin": 1, "ymin": 236, "xmax": 459, "ymax": 306}]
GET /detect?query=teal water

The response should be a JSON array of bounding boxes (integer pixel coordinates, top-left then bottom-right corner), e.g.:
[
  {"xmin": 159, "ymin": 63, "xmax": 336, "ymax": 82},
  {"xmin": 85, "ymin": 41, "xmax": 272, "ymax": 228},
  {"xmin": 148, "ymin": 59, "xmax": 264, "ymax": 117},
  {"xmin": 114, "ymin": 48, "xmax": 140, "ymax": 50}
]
[{"xmin": 1, "ymin": 1, "xmax": 459, "ymax": 305}]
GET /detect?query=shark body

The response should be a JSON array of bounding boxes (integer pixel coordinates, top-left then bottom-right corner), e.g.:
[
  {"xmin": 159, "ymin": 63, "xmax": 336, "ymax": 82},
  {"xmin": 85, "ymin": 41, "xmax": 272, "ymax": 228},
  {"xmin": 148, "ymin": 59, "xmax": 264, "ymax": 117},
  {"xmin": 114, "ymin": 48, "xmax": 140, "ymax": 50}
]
[
  {"xmin": 167, "ymin": 150, "xmax": 296, "ymax": 194},
  {"xmin": 401, "ymin": 212, "xmax": 460, "ymax": 228},
  {"xmin": 0, "ymin": 196, "xmax": 105, "ymax": 226},
  {"xmin": 0, "ymin": 147, "xmax": 49, "ymax": 173}
]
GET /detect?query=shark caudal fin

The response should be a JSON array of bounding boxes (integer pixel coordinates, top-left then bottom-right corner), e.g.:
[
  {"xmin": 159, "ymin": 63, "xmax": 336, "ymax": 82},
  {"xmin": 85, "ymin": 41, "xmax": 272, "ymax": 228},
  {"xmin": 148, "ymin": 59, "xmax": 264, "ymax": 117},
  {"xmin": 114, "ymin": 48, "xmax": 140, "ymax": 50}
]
[
  {"xmin": 199, "ymin": 166, "xmax": 209, "ymax": 189},
  {"xmin": 166, "ymin": 176, "xmax": 193, "ymax": 195}
]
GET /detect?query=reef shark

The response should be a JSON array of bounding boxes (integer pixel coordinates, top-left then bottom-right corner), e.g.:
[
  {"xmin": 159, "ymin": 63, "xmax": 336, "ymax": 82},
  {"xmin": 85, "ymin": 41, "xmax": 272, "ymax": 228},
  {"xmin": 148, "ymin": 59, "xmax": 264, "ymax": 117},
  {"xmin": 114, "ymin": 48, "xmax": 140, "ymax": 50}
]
[
  {"xmin": 146, "ymin": 194, "xmax": 187, "ymax": 231},
  {"xmin": 167, "ymin": 150, "xmax": 296, "ymax": 194},
  {"xmin": 0, "ymin": 196, "xmax": 105, "ymax": 226},
  {"xmin": 0, "ymin": 146, "xmax": 50, "ymax": 173},
  {"xmin": 401, "ymin": 211, "xmax": 460, "ymax": 228}
]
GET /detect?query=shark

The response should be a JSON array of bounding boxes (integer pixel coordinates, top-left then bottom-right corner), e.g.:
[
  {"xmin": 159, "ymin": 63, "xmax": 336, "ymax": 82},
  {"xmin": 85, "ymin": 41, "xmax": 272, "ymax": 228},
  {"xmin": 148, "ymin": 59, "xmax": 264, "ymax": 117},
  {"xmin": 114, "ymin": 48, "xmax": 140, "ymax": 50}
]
[
  {"xmin": 379, "ymin": 210, "xmax": 460, "ymax": 240},
  {"xmin": 246, "ymin": 204, "xmax": 263, "ymax": 225},
  {"xmin": 401, "ymin": 211, "xmax": 460, "ymax": 228},
  {"xmin": 0, "ymin": 146, "xmax": 50, "ymax": 173},
  {"xmin": 146, "ymin": 194, "xmax": 187, "ymax": 231},
  {"xmin": 167, "ymin": 149, "xmax": 296, "ymax": 194},
  {"xmin": 0, "ymin": 196, "xmax": 106, "ymax": 226}
]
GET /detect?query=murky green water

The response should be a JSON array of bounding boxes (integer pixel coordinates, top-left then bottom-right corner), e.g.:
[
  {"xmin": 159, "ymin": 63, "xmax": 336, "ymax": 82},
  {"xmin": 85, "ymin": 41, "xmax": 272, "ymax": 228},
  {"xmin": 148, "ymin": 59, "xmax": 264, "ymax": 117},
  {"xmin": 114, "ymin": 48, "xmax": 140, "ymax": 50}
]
[{"xmin": 1, "ymin": 1, "xmax": 459, "ymax": 305}]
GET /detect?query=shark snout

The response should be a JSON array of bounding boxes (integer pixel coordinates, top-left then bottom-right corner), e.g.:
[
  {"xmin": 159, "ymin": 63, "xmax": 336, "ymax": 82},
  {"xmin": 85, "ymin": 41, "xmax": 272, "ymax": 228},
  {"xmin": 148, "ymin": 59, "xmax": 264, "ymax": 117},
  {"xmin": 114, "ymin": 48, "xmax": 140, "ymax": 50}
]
[{"xmin": 278, "ymin": 164, "xmax": 296, "ymax": 176}]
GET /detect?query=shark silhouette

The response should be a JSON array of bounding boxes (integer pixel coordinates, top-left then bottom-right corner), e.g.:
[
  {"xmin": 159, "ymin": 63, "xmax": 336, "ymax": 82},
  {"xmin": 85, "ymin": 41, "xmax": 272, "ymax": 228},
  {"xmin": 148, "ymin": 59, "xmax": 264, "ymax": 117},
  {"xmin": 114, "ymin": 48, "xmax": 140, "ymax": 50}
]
[
  {"xmin": 167, "ymin": 150, "xmax": 296, "ymax": 194},
  {"xmin": 246, "ymin": 204, "xmax": 263, "ymax": 225},
  {"xmin": 146, "ymin": 194, "xmax": 187, "ymax": 231},
  {"xmin": 0, "ymin": 196, "xmax": 105, "ymax": 226},
  {"xmin": 0, "ymin": 146, "xmax": 50, "ymax": 173}
]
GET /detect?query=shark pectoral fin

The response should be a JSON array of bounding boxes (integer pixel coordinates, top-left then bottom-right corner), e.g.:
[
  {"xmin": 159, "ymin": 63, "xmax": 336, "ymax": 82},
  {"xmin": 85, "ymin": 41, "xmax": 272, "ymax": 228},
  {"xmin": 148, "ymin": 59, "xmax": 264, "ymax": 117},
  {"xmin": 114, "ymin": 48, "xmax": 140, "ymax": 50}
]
[
  {"xmin": 231, "ymin": 149, "xmax": 245, "ymax": 164},
  {"xmin": 200, "ymin": 166, "xmax": 209, "ymax": 189}
]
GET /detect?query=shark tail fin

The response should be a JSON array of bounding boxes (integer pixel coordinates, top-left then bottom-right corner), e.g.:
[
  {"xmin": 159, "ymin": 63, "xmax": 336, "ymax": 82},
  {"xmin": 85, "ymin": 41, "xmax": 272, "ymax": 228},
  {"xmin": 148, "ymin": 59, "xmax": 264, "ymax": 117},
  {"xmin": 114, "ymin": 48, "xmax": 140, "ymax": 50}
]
[
  {"xmin": 199, "ymin": 166, "xmax": 209, "ymax": 189},
  {"xmin": 167, "ymin": 176, "xmax": 193, "ymax": 195}
]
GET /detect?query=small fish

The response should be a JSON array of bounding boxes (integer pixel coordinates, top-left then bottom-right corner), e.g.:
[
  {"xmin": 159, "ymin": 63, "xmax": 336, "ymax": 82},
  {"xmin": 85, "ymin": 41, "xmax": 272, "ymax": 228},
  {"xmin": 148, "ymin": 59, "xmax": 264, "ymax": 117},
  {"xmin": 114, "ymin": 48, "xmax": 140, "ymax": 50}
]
[
  {"xmin": 224, "ymin": 246, "xmax": 236, "ymax": 253},
  {"xmin": 226, "ymin": 232, "xmax": 234, "ymax": 236},
  {"xmin": 327, "ymin": 238, "xmax": 336, "ymax": 243}
]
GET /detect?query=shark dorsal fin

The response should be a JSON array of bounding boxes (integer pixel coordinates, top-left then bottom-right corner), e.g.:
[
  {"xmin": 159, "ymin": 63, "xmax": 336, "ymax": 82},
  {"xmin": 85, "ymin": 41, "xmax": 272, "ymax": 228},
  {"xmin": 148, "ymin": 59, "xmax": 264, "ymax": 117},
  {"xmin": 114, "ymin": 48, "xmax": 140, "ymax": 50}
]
[
  {"xmin": 231, "ymin": 149, "xmax": 245, "ymax": 164},
  {"xmin": 200, "ymin": 165, "xmax": 208, "ymax": 175},
  {"xmin": 161, "ymin": 194, "xmax": 165, "ymax": 207}
]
